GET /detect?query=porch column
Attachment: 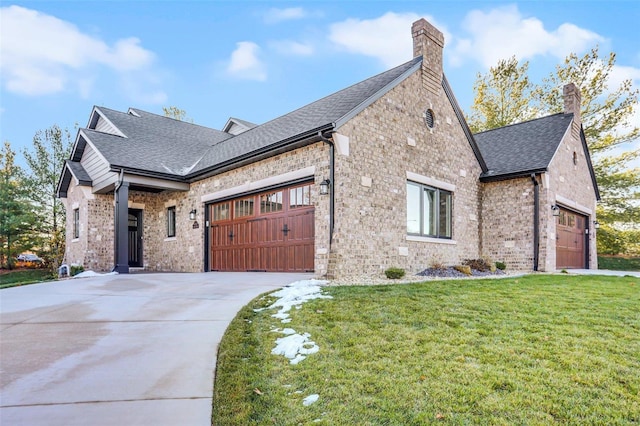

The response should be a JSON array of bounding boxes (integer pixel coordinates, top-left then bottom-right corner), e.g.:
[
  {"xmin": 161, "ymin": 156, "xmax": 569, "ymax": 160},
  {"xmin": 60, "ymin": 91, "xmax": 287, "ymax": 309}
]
[{"xmin": 114, "ymin": 181, "xmax": 129, "ymax": 273}]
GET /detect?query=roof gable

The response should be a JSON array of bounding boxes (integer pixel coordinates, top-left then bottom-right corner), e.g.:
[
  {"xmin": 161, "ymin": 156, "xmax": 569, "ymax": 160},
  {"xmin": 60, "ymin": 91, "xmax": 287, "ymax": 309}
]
[
  {"xmin": 222, "ymin": 117, "xmax": 257, "ymax": 135},
  {"xmin": 475, "ymin": 113, "xmax": 573, "ymax": 180}
]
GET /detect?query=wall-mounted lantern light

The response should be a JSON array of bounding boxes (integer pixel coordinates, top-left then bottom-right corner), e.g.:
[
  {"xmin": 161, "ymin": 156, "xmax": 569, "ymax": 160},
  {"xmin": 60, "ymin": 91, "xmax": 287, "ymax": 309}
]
[
  {"xmin": 551, "ymin": 205, "xmax": 560, "ymax": 217},
  {"xmin": 594, "ymin": 221, "xmax": 600, "ymax": 229},
  {"xmin": 189, "ymin": 209, "xmax": 197, "ymax": 221},
  {"xmin": 319, "ymin": 179, "xmax": 331, "ymax": 195}
]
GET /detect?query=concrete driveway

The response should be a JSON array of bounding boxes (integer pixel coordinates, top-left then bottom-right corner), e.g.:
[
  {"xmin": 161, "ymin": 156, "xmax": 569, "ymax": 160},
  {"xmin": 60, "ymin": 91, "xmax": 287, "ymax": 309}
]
[{"xmin": 0, "ymin": 272, "xmax": 312, "ymax": 426}]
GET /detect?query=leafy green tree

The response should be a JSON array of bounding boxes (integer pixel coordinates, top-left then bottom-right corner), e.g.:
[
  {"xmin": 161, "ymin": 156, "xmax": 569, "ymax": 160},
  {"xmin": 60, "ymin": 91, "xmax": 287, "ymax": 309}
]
[
  {"xmin": 23, "ymin": 125, "xmax": 73, "ymax": 271},
  {"xmin": 162, "ymin": 106, "xmax": 193, "ymax": 122},
  {"xmin": 467, "ymin": 48, "xmax": 639, "ymax": 254},
  {"xmin": 534, "ymin": 47, "xmax": 640, "ymax": 231},
  {"xmin": 0, "ymin": 142, "xmax": 37, "ymax": 269},
  {"xmin": 467, "ymin": 57, "xmax": 539, "ymax": 133}
]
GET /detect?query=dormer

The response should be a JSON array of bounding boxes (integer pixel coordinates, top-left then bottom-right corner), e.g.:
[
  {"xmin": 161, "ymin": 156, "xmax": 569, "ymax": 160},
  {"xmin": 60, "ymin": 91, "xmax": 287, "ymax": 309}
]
[
  {"xmin": 222, "ymin": 117, "xmax": 257, "ymax": 135},
  {"xmin": 87, "ymin": 107, "xmax": 126, "ymax": 137}
]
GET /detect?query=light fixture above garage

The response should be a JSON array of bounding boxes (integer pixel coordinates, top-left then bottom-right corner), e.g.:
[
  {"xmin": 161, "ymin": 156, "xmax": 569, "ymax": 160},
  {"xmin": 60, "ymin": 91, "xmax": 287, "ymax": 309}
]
[
  {"xmin": 319, "ymin": 179, "xmax": 331, "ymax": 195},
  {"xmin": 189, "ymin": 209, "xmax": 197, "ymax": 220},
  {"xmin": 551, "ymin": 205, "xmax": 560, "ymax": 217},
  {"xmin": 594, "ymin": 221, "xmax": 600, "ymax": 229}
]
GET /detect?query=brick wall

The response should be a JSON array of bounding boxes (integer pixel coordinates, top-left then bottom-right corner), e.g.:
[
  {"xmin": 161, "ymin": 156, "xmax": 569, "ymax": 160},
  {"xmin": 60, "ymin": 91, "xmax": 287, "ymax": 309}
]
[
  {"xmin": 542, "ymin": 128, "xmax": 598, "ymax": 270},
  {"xmin": 330, "ymin": 70, "xmax": 483, "ymax": 278},
  {"xmin": 480, "ymin": 177, "xmax": 536, "ymax": 271}
]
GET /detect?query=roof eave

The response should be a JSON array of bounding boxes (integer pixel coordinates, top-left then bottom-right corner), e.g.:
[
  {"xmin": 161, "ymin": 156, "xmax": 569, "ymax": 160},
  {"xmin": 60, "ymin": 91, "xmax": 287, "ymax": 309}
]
[
  {"xmin": 186, "ymin": 124, "xmax": 334, "ymax": 181},
  {"xmin": 480, "ymin": 167, "xmax": 548, "ymax": 183}
]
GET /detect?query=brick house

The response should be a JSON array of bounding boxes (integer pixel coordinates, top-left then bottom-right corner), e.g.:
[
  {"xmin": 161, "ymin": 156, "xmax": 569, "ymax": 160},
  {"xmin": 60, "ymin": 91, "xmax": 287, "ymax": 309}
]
[{"xmin": 56, "ymin": 18, "xmax": 599, "ymax": 279}]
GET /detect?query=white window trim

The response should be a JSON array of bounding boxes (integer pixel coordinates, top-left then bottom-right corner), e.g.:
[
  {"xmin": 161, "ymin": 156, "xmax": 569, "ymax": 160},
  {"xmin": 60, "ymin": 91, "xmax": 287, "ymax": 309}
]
[
  {"xmin": 163, "ymin": 237, "xmax": 177, "ymax": 242},
  {"xmin": 407, "ymin": 235, "xmax": 457, "ymax": 245},
  {"xmin": 406, "ymin": 171, "xmax": 455, "ymax": 192}
]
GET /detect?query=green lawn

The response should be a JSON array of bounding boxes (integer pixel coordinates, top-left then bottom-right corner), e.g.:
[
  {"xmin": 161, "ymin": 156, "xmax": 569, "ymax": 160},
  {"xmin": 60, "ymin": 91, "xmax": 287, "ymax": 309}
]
[
  {"xmin": 598, "ymin": 256, "xmax": 640, "ymax": 272},
  {"xmin": 213, "ymin": 275, "xmax": 640, "ymax": 425},
  {"xmin": 0, "ymin": 269, "xmax": 54, "ymax": 289}
]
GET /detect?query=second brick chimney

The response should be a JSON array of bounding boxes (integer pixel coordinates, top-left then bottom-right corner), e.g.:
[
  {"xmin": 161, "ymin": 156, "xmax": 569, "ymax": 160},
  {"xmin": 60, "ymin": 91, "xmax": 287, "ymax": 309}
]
[
  {"xmin": 563, "ymin": 83, "xmax": 582, "ymax": 140},
  {"xmin": 412, "ymin": 18, "xmax": 445, "ymax": 95}
]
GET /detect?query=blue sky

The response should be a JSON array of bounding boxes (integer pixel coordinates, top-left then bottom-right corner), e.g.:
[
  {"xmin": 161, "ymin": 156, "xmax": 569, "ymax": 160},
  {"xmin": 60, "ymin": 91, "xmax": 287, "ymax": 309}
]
[{"xmin": 1, "ymin": 1, "xmax": 639, "ymax": 168}]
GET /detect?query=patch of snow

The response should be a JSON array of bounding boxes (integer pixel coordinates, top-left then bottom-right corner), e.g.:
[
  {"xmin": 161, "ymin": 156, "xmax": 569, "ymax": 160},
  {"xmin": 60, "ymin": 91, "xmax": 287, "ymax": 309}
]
[
  {"xmin": 263, "ymin": 279, "xmax": 331, "ymax": 323},
  {"xmin": 303, "ymin": 394, "xmax": 319, "ymax": 406},
  {"xmin": 271, "ymin": 331, "xmax": 319, "ymax": 364},
  {"xmin": 73, "ymin": 271, "xmax": 118, "ymax": 279}
]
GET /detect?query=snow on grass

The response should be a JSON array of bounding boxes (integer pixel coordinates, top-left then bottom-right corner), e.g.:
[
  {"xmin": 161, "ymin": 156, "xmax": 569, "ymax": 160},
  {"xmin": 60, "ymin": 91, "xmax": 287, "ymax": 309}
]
[
  {"xmin": 73, "ymin": 271, "xmax": 118, "ymax": 279},
  {"xmin": 303, "ymin": 394, "xmax": 319, "ymax": 406},
  {"xmin": 261, "ymin": 279, "xmax": 331, "ymax": 405},
  {"xmin": 257, "ymin": 279, "xmax": 331, "ymax": 323},
  {"xmin": 272, "ymin": 331, "xmax": 319, "ymax": 364}
]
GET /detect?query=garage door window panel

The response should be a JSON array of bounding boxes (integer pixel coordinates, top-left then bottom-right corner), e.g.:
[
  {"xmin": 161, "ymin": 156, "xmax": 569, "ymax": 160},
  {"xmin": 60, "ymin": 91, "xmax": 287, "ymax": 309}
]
[
  {"xmin": 260, "ymin": 191, "xmax": 283, "ymax": 214},
  {"xmin": 213, "ymin": 202, "xmax": 230, "ymax": 222}
]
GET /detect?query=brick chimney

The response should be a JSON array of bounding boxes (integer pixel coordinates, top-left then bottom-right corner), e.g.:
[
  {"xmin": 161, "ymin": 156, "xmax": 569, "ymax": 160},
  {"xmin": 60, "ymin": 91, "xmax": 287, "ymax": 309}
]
[
  {"xmin": 563, "ymin": 83, "xmax": 582, "ymax": 123},
  {"xmin": 412, "ymin": 18, "xmax": 445, "ymax": 95},
  {"xmin": 563, "ymin": 83, "xmax": 582, "ymax": 140}
]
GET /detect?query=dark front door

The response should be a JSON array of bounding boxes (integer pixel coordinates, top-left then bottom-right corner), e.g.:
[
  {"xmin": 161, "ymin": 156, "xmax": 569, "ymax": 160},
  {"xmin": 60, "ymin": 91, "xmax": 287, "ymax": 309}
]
[{"xmin": 128, "ymin": 209, "xmax": 143, "ymax": 267}]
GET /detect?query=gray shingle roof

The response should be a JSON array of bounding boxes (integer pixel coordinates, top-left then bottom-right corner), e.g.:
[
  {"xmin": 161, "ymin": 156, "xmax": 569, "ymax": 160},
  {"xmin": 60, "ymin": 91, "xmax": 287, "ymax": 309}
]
[
  {"xmin": 76, "ymin": 57, "xmax": 422, "ymax": 179},
  {"xmin": 87, "ymin": 108, "xmax": 232, "ymax": 176},
  {"xmin": 474, "ymin": 113, "xmax": 573, "ymax": 180},
  {"xmin": 190, "ymin": 56, "xmax": 422, "ymax": 175},
  {"xmin": 66, "ymin": 160, "xmax": 92, "ymax": 185}
]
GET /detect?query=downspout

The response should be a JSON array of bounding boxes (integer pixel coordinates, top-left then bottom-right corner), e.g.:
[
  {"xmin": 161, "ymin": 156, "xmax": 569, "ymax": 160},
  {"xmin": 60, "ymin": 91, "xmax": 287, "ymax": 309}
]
[
  {"xmin": 318, "ymin": 131, "xmax": 335, "ymax": 247},
  {"xmin": 531, "ymin": 173, "xmax": 540, "ymax": 271}
]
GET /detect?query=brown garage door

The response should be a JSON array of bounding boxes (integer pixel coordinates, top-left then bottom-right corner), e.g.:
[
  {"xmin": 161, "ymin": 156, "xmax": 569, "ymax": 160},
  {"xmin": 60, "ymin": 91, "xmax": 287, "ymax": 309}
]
[
  {"xmin": 209, "ymin": 183, "xmax": 315, "ymax": 272},
  {"xmin": 556, "ymin": 208, "xmax": 587, "ymax": 269}
]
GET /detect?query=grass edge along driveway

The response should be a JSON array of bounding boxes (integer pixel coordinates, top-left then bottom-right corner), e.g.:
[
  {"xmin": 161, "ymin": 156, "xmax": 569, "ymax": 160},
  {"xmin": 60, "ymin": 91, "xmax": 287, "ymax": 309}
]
[{"xmin": 213, "ymin": 274, "xmax": 640, "ymax": 425}]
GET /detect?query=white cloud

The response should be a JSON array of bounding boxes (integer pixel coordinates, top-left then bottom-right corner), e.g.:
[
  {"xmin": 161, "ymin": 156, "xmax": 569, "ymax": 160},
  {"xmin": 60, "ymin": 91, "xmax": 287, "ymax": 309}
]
[
  {"xmin": 450, "ymin": 5, "xmax": 605, "ymax": 68},
  {"xmin": 226, "ymin": 41, "xmax": 267, "ymax": 81},
  {"xmin": 264, "ymin": 7, "xmax": 307, "ymax": 24},
  {"xmin": 328, "ymin": 12, "xmax": 450, "ymax": 68},
  {"xmin": 269, "ymin": 40, "xmax": 314, "ymax": 56},
  {"xmin": 0, "ymin": 5, "xmax": 165, "ymax": 102}
]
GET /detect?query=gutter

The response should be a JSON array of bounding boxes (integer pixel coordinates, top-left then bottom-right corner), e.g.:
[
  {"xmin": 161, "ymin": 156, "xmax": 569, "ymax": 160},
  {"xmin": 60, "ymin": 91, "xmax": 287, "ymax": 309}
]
[{"xmin": 531, "ymin": 173, "xmax": 540, "ymax": 271}]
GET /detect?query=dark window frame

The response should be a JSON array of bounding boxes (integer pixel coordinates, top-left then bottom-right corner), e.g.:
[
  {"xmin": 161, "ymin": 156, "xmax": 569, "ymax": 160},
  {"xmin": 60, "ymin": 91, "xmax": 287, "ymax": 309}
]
[
  {"xmin": 406, "ymin": 181, "xmax": 452, "ymax": 239},
  {"xmin": 73, "ymin": 208, "xmax": 80, "ymax": 239},
  {"xmin": 167, "ymin": 206, "xmax": 176, "ymax": 238}
]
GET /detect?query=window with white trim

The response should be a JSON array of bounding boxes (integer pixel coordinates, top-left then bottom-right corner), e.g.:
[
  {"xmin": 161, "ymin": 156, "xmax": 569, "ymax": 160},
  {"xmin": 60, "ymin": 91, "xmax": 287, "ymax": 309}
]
[
  {"xmin": 167, "ymin": 206, "xmax": 176, "ymax": 238},
  {"xmin": 407, "ymin": 181, "xmax": 452, "ymax": 238}
]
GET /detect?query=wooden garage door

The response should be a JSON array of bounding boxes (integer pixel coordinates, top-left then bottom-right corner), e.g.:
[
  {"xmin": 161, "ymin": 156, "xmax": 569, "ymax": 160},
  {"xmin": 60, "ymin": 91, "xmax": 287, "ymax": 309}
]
[
  {"xmin": 209, "ymin": 183, "xmax": 315, "ymax": 272},
  {"xmin": 556, "ymin": 208, "xmax": 587, "ymax": 269}
]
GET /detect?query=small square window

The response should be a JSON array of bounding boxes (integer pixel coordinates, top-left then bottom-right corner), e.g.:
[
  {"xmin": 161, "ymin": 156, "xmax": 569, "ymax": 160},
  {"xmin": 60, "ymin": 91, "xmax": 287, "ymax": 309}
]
[{"xmin": 167, "ymin": 206, "xmax": 176, "ymax": 237}]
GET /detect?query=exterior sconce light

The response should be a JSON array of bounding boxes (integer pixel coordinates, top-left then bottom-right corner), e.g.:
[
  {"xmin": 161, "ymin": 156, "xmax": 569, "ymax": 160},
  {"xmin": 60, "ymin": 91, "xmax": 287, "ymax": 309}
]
[
  {"xmin": 319, "ymin": 179, "xmax": 331, "ymax": 195},
  {"xmin": 594, "ymin": 221, "xmax": 600, "ymax": 229},
  {"xmin": 551, "ymin": 205, "xmax": 560, "ymax": 217},
  {"xmin": 189, "ymin": 209, "xmax": 197, "ymax": 221}
]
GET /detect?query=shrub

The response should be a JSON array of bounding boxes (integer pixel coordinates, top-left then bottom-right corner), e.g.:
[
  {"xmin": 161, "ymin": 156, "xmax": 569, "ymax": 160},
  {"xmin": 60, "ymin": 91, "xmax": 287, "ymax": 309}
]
[
  {"xmin": 70, "ymin": 265, "xmax": 84, "ymax": 276},
  {"xmin": 454, "ymin": 265, "xmax": 472, "ymax": 275},
  {"xmin": 463, "ymin": 258, "xmax": 491, "ymax": 272},
  {"xmin": 495, "ymin": 261, "xmax": 507, "ymax": 271},
  {"xmin": 385, "ymin": 267, "xmax": 406, "ymax": 279},
  {"xmin": 429, "ymin": 258, "xmax": 447, "ymax": 270}
]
